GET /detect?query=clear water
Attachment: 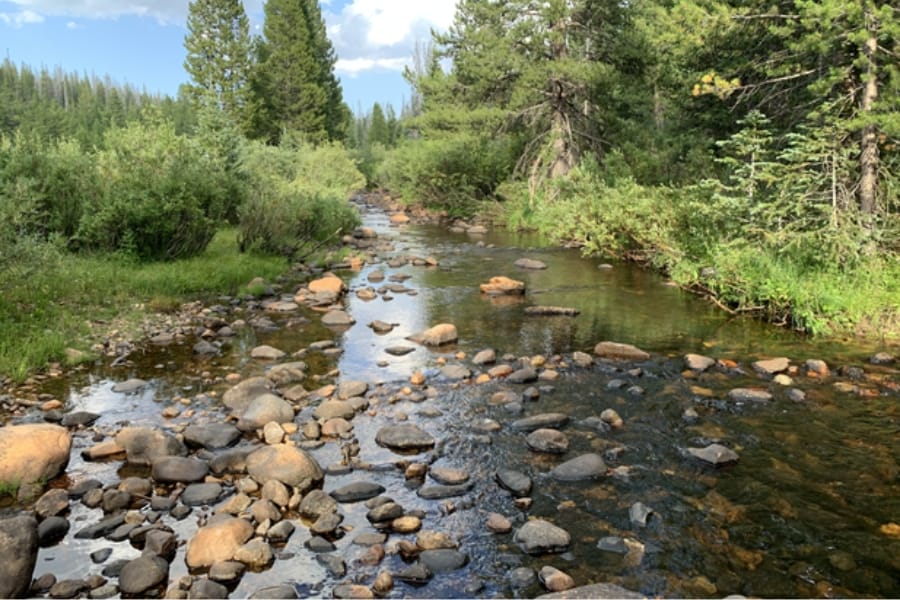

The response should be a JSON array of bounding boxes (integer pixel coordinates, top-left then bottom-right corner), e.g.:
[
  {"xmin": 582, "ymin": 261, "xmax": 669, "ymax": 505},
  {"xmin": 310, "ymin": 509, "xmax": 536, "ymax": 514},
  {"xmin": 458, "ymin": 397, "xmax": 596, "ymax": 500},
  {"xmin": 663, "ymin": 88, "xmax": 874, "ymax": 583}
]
[{"xmin": 10, "ymin": 201, "xmax": 899, "ymax": 598}]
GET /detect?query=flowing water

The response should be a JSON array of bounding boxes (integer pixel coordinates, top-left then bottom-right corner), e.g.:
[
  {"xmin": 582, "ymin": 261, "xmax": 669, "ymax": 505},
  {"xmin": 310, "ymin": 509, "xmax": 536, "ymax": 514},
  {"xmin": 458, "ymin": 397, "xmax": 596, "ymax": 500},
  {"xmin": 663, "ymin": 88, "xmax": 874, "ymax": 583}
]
[{"xmin": 5, "ymin": 200, "xmax": 899, "ymax": 598}]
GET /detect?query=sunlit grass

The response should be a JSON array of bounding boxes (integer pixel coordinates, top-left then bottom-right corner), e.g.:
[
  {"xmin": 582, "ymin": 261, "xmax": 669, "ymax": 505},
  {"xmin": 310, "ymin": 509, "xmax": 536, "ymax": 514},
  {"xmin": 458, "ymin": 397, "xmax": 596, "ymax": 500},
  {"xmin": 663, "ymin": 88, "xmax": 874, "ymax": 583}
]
[{"xmin": 0, "ymin": 228, "xmax": 287, "ymax": 382}]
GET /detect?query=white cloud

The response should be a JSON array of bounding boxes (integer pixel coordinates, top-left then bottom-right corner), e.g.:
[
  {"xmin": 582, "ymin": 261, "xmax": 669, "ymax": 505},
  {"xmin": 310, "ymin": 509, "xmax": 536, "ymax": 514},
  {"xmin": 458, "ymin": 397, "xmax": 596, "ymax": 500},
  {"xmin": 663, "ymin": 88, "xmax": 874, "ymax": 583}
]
[
  {"xmin": 0, "ymin": 0, "xmax": 265, "ymax": 25},
  {"xmin": 326, "ymin": 0, "xmax": 457, "ymax": 75},
  {"xmin": 0, "ymin": 8, "xmax": 45, "ymax": 26},
  {"xmin": 335, "ymin": 56, "xmax": 408, "ymax": 76}
]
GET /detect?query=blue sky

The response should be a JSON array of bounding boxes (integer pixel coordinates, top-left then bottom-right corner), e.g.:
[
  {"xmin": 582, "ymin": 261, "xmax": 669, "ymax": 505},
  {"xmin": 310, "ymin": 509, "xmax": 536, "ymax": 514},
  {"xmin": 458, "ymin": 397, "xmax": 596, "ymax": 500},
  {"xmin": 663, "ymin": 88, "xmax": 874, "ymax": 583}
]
[{"xmin": 0, "ymin": 0, "xmax": 458, "ymax": 113}]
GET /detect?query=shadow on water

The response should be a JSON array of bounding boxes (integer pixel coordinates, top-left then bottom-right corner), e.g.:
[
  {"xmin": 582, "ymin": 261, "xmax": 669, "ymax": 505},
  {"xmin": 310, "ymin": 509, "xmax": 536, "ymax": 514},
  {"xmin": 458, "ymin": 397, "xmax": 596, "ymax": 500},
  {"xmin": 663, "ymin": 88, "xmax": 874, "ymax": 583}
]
[{"xmin": 8, "ymin": 200, "xmax": 899, "ymax": 598}]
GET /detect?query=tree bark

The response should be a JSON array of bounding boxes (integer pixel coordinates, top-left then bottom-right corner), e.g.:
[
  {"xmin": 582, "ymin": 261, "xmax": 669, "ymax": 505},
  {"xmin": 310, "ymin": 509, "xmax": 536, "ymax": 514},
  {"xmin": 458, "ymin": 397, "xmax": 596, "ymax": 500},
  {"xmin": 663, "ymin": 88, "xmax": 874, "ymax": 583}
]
[{"xmin": 858, "ymin": 8, "xmax": 879, "ymax": 214}]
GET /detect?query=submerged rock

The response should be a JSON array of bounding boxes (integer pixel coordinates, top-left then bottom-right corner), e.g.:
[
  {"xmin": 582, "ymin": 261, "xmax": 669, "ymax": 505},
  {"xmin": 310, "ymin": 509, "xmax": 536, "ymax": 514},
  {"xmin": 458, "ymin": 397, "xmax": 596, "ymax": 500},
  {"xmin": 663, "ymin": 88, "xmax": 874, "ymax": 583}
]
[
  {"xmin": 514, "ymin": 519, "xmax": 571, "ymax": 554},
  {"xmin": 375, "ymin": 424, "xmax": 435, "ymax": 452},
  {"xmin": 593, "ymin": 342, "xmax": 650, "ymax": 361},
  {"xmin": 688, "ymin": 443, "xmax": 739, "ymax": 466}
]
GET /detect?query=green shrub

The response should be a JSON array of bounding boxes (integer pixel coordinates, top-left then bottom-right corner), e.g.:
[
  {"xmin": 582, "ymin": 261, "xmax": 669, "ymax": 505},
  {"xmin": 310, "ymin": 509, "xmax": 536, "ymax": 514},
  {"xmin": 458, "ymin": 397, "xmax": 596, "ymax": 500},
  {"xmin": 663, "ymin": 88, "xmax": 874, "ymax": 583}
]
[
  {"xmin": 378, "ymin": 132, "xmax": 517, "ymax": 216},
  {"xmin": 237, "ymin": 141, "xmax": 362, "ymax": 259},
  {"xmin": 76, "ymin": 116, "xmax": 228, "ymax": 261}
]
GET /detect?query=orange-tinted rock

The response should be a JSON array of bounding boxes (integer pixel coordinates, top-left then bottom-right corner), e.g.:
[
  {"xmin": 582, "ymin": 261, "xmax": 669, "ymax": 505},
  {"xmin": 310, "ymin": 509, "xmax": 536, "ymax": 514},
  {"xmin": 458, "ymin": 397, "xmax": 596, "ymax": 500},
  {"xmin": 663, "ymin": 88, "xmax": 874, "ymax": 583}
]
[{"xmin": 0, "ymin": 424, "xmax": 71, "ymax": 489}]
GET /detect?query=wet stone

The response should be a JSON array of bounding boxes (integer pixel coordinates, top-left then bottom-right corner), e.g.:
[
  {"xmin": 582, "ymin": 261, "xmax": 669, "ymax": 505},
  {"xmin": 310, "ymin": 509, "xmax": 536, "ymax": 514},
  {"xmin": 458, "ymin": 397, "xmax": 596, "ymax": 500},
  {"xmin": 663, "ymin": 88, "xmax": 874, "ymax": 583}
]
[
  {"xmin": 267, "ymin": 519, "xmax": 295, "ymax": 544},
  {"xmin": 61, "ymin": 411, "xmax": 100, "ymax": 427},
  {"xmin": 688, "ymin": 443, "xmax": 739, "ymax": 465},
  {"xmin": 526, "ymin": 428, "xmax": 570, "ymax": 454},
  {"xmin": 509, "ymin": 567, "xmax": 538, "ymax": 589},
  {"xmin": 90, "ymin": 548, "xmax": 113, "ymax": 564},
  {"xmin": 333, "ymin": 584, "xmax": 374, "ymax": 599},
  {"xmin": 515, "ymin": 519, "xmax": 571, "ymax": 554},
  {"xmin": 629, "ymin": 502, "xmax": 655, "ymax": 527},
  {"xmin": 497, "ymin": 469, "xmax": 533, "ymax": 497},
  {"xmin": 181, "ymin": 482, "xmax": 224, "ymax": 506},
  {"xmin": 35, "ymin": 488, "xmax": 70, "ymax": 519},
  {"xmin": 507, "ymin": 367, "xmax": 538, "ymax": 384},
  {"xmin": 385, "ymin": 345, "xmax": 415, "ymax": 356},
  {"xmin": 512, "ymin": 413, "xmax": 569, "ymax": 432},
  {"xmin": 189, "ymin": 579, "xmax": 229, "ymax": 599},
  {"xmin": 429, "ymin": 467, "xmax": 470, "ymax": 485},
  {"xmin": 49, "ymin": 579, "xmax": 86, "ymax": 599},
  {"xmin": 417, "ymin": 482, "xmax": 474, "ymax": 500},
  {"xmin": 38, "ymin": 517, "xmax": 70, "ymax": 547},
  {"xmin": 419, "ymin": 549, "xmax": 468, "ymax": 573},
  {"xmin": 248, "ymin": 584, "xmax": 299, "ymax": 599},
  {"xmin": 367, "ymin": 502, "xmax": 404, "ymax": 523},
  {"xmin": 375, "ymin": 424, "xmax": 435, "ymax": 452},
  {"xmin": 317, "ymin": 553, "xmax": 346, "ymax": 577},
  {"xmin": 305, "ymin": 536, "xmax": 336, "ymax": 553},
  {"xmin": 596, "ymin": 536, "xmax": 628, "ymax": 555},
  {"xmin": 118, "ymin": 555, "xmax": 169, "ymax": 596},
  {"xmin": 393, "ymin": 563, "xmax": 432, "ymax": 585},
  {"xmin": 330, "ymin": 481, "xmax": 385, "ymax": 503},
  {"xmin": 184, "ymin": 423, "xmax": 241, "ymax": 450},
  {"xmin": 151, "ymin": 456, "xmax": 209, "ymax": 483},
  {"xmin": 209, "ymin": 560, "xmax": 246, "ymax": 584},
  {"xmin": 728, "ymin": 388, "xmax": 773, "ymax": 402},
  {"xmin": 550, "ymin": 453, "xmax": 607, "ymax": 481}
]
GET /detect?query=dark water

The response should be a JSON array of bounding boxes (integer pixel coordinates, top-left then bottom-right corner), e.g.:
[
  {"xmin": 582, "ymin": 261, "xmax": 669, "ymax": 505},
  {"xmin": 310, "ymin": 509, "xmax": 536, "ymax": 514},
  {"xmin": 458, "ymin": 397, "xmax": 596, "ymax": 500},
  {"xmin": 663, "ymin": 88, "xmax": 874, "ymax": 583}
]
[{"xmin": 12, "ymin": 201, "xmax": 900, "ymax": 598}]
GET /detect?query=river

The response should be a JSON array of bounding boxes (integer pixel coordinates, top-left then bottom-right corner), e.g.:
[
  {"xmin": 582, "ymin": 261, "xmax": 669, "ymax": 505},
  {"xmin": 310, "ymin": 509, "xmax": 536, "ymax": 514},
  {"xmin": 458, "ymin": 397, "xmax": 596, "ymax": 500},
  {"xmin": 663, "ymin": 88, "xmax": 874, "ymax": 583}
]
[{"xmin": 4, "ymin": 198, "xmax": 898, "ymax": 598}]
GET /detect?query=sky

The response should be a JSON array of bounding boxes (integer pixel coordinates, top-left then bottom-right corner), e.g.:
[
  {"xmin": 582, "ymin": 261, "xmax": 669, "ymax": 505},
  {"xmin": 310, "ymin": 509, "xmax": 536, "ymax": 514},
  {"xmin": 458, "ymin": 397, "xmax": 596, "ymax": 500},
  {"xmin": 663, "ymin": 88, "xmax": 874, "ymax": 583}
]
[{"xmin": 0, "ymin": 0, "xmax": 458, "ymax": 113}]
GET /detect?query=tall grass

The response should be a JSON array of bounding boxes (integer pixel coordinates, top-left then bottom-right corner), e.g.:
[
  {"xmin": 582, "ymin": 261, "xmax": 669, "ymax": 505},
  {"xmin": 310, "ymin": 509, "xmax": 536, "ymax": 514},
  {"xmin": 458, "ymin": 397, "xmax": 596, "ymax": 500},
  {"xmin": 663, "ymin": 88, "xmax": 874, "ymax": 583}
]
[{"xmin": 0, "ymin": 229, "xmax": 286, "ymax": 382}]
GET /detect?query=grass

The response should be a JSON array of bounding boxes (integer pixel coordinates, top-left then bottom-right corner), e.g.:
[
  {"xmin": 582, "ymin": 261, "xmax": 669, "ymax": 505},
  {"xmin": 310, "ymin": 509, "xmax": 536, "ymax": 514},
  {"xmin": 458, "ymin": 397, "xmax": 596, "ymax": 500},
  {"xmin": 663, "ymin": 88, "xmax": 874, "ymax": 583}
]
[{"xmin": 0, "ymin": 228, "xmax": 287, "ymax": 382}]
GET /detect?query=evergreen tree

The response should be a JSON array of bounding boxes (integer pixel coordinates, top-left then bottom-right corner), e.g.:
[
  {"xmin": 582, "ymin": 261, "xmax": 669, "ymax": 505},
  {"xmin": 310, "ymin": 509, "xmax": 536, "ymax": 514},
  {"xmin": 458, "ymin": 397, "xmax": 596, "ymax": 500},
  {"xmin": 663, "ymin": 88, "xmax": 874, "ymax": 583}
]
[
  {"xmin": 252, "ymin": 0, "xmax": 347, "ymax": 144},
  {"xmin": 183, "ymin": 0, "xmax": 252, "ymax": 126},
  {"xmin": 368, "ymin": 102, "xmax": 389, "ymax": 146}
]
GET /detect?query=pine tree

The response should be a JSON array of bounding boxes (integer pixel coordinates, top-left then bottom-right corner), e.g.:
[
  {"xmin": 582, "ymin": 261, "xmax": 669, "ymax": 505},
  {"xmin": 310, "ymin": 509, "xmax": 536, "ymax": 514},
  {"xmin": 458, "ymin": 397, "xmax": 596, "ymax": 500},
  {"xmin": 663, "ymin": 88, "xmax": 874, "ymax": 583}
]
[
  {"xmin": 368, "ymin": 103, "xmax": 389, "ymax": 146},
  {"xmin": 183, "ymin": 0, "xmax": 252, "ymax": 125},
  {"xmin": 252, "ymin": 0, "xmax": 347, "ymax": 144}
]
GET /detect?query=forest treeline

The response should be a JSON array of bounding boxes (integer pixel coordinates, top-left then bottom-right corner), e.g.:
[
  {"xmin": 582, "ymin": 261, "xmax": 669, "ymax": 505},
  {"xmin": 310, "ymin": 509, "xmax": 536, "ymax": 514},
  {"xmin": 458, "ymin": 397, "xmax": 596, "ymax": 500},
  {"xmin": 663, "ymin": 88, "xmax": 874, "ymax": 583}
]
[{"xmin": 0, "ymin": 0, "xmax": 898, "ymax": 382}]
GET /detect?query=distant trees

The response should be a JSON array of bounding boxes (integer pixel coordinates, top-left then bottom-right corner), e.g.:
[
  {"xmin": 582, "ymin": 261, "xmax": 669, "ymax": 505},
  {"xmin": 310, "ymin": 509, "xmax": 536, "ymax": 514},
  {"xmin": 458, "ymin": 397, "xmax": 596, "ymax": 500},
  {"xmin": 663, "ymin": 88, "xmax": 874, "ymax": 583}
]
[
  {"xmin": 183, "ymin": 0, "xmax": 253, "ymax": 126},
  {"xmin": 249, "ymin": 0, "xmax": 349, "ymax": 143}
]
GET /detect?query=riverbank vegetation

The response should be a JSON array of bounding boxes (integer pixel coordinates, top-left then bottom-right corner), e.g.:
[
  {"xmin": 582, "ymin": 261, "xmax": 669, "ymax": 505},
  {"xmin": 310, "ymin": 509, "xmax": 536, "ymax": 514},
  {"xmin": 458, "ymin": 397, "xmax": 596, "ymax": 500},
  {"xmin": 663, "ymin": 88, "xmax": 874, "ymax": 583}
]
[
  {"xmin": 369, "ymin": 0, "xmax": 899, "ymax": 337},
  {"xmin": 0, "ymin": 0, "xmax": 363, "ymax": 381}
]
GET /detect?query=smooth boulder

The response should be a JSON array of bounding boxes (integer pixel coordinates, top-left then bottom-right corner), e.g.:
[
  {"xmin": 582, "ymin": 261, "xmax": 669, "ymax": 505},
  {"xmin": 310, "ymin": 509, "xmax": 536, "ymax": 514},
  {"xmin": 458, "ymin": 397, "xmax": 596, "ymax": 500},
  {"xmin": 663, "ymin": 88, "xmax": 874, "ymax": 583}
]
[
  {"xmin": 0, "ymin": 424, "xmax": 71, "ymax": 490},
  {"xmin": 593, "ymin": 341, "xmax": 650, "ymax": 361},
  {"xmin": 186, "ymin": 515, "xmax": 255, "ymax": 569},
  {"xmin": 246, "ymin": 445, "xmax": 324, "ymax": 487},
  {"xmin": 0, "ymin": 515, "xmax": 38, "ymax": 598}
]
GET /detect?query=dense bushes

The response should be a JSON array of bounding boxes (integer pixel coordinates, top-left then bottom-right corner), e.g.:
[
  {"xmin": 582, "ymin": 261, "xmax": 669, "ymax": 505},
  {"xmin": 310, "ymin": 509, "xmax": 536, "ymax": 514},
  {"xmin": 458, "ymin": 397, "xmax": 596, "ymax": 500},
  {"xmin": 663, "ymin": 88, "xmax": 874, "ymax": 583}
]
[
  {"xmin": 237, "ymin": 140, "xmax": 363, "ymax": 258},
  {"xmin": 378, "ymin": 132, "xmax": 518, "ymax": 216}
]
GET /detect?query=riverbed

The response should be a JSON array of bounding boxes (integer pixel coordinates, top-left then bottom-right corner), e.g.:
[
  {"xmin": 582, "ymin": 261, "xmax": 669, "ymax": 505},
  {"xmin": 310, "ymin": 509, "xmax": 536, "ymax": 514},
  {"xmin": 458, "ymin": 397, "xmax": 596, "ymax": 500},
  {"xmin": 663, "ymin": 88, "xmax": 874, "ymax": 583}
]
[{"xmin": 3, "ymin": 198, "xmax": 898, "ymax": 598}]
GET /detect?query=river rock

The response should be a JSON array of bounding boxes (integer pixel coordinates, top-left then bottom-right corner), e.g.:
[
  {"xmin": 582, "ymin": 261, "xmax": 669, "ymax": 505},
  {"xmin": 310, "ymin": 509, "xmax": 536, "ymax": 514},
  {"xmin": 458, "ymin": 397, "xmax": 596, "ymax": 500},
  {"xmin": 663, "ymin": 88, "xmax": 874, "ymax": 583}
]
[
  {"xmin": 408, "ymin": 323, "xmax": 458, "ymax": 346},
  {"xmin": 309, "ymin": 275, "xmax": 345, "ymax": 295},
  {"xmin": 870, "ymin": 352, "xmax": 895, "ymax": 365},
  {"xmin": 0, "ymin": 515, "xmax": 38, "ymax": 598},
  {"xmin": 375, "ymin": 424, "xmax": 435, "ymax": 452},
  {"xmin": 35, "ymin": 488, "xmax": 70, "ymax": 519},
  {"xmin": 753, "ymin": 357, "xmax": 790, "ymax": 376},
  {"xmin": 385, "ymin": 345, "xmax": 415, "ymax": 356},
  {"xmin": 441, "ymin": 364, "xmax": 471, "ymax": 380},
  {"xmin": 300, "ymin": 490, "xmax": 338, "ymax": 519},
  {"xmin": 480, "ymin": 276, "xmax": 526, "ymax": 295},
  {"xmin": 629, "ymin": 502, "xmax": 655, "ymax": 526},
  {"xmin": 496, "ymin": 469, "xmax": 533, "ymax": 497},
  {"xmin": 684, "ymin": 354, "xmax": 716, "ymax": 371},
  {"xmin": 508, "ymin": 367, "xmax": 538, "ymax": 383},
  {"xmin": 118, "ymin": 555, "xmax": 168, "ymax": 596},
  {"xmin": 322, "ymin": 310, "xmax": 356, "ymax": 326},
  {"xmin": 60, "ymin": 411, "xmax": 99, "ymax": 428},
  {"xmin": 511, "ymin": 413, "xmax": 569, "ymax": 432},
  {"xmin": 539, "ymin": 566, "xmax": 576, "ymax": 592},
  {"xmin": 515, "ymin": 519, "xmax": 571, "ymax": 554},
  {"xmin": 537, "ymin": 583, "xmax": 646, "ymax": 599},
  {"xmin": 38, "ymin": 517, "xmax": 69, "ymax": 548},
  {"xmin": 417, "ymin": 482, "xmax": 474, "ymax": 499},
  {"xmin": 313, "ymin": 400, "xmax": 357, "ymax": 420},
  {"xmin": 572, "ymin": 351, "xmax": 593, "ymax": 368},
  {"xmin": 209, "ymin": 448, "xmax": 252, "ymax": 475},
  {"xmin": 210, "ymin": 560, "xmax": 247, "ymax": 585},
  {"xmin": 234, "ymin": 538, "xmax": 274, "ymax": 569},
  {"xmin": 249, "ymin": 584, "xmax": 299, "ymax": 599},
  {"xmin": 183, "ymin": 423, "xmax": 241, "ymax": 450},
  {"xmin": 222, "ymin": 377, "xmax": 272, "ymax": 412},
  {"xmin": 266, "ymin": 362, "xmax": 307, "ymax": 386},
  {"xmin": 366, "ymin": 501, "xmax": 403, "ymax": 524},
  {"xmin": 151, "ymin": 456, "xmax": 209, "ymax": 483},
  {"xmin": 189, "ymin": 579, "xmax": 229, "ymax": 599},
  {"xmin": 527, "ymin": 429, "xmax": 570, "ymax": 454},
  {"xmin": 267, "ymin": 519, "xmax": 295, "ymax": 544},
  {"xmin": 419, "ymin": 549, "xmax": 468, "ymax": 573},
  {"xmin": 429, "ymin": 467, "xmax": 470, "ymax": 485},
  {"xmin": 472, "ymin": 349, "xmax": 496, "ymax": 365},
  {"xmin": 333, "ymin": 584, "xmax": 374, "ymax": 599},
  {"xmin": 330, "ymin": 481, "xmax": 385, "ymax": 503},
  {"xmin": 48, "ymin": 579, "xmax": 85, "ymax": 598},
  {"xmin": 246, "ymin": 445, "xmax": 323, "ymax": 487},
  {"xmin": 186, "ymin": 515, "xmax": 254, "ymax": 569},
  {"xmin": 486, "ymin": 512, "xmax": 512, "ymax": 533},
  {"xmin": 593, "ymin": 342, "xmax": 650, "ymax": 361},
  {"xmin": 0, "ymin": 424, "xmax": 71, "ymax": 491},
  {"xmin": 515, "ymin": 258, "xmax": 547, "ymax": 270},
  {"xmin": 727, "ymin": 388, "xmax": 773, "ymax": 402},
  {"xmin": 688, "ymin": 443, "xmax": 739, "ymax": 465},
  {"xmin": 112, "ymin": 378, "xmax": 147, "ymax": 393},
  {"xmin": 115, "ymin": 426, "xmax": 186, "ymax": 466},
  {"xmin": 181, "ymin": 482, "xmax": 224, "ymax": 506},
  {"xmin": 550, "ymin": 453, "xmax": 607, "ymax": 481},
  {"xmin": 251, "ymin": 345, "xmax": 286, "ymax": 360},
  {"xmin": 237, "ymin": 393, "xmax": 294, "ymax": 432},
  {"xmin": 804, "ymin": 358, "xmax": 830, "ymax": 376}
]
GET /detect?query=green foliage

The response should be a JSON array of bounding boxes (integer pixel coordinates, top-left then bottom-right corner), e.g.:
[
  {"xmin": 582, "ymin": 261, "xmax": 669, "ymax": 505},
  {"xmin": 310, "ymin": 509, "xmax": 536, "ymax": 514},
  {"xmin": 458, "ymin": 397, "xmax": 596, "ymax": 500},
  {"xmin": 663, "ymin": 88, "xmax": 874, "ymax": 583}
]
[
  {"xmin": 76, "ymin": 114, "xmax": 227, "ymax": 260},
  {"xmin": 0, "ymin": 228, "xmax": 287, "ymax": 381},
  {"xmin": 251, "ymin": 0, "xmax": 348, "ymax": 143},
  {"xmin": 379, "ymin": 132, "xmax": 518, "ymax": 216},
  {"xmin": 237, "ymin": 140, "xmax": 362, "ymax": 258},
  {"xmin": 183, "ymin": 0, "xmax": 253, "ymax": 127}
]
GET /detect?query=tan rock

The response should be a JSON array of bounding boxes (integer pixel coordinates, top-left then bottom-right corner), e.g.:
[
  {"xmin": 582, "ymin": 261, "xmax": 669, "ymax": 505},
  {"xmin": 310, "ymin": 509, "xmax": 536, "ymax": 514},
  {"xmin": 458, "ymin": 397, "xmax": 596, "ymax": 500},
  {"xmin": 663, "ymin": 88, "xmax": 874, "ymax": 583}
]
[
  {"xmin": 480, "ymin": 276, "xmax": 526, "ymax": 295},
  {"xmin": 308, "ymin": 275, "xmax": 345, "ymax": 295},
  {"xmin": 594, "ymin": 341, "xmax": 650, "ymax": 361},
  {"xmin": 390, "ymin": 213, "xmax": 410, "ymax": 225},
  {"xmin": 0, "ymin": 424, "xmax": 71, "ymax": 489},
  {"xmin": 392, "ymin": 516, "xmax": 422, "ymax": 533},
  {"xmin": 185, "ymin": 516, "xmax": 254, "ymax": 569},
  {"xmin": 486, "ymin": 512, "xmax": 512, "ymax": 533},
  {"xmin": 540, "ymin": 566, "xmax": 576, "ymax": 592}
]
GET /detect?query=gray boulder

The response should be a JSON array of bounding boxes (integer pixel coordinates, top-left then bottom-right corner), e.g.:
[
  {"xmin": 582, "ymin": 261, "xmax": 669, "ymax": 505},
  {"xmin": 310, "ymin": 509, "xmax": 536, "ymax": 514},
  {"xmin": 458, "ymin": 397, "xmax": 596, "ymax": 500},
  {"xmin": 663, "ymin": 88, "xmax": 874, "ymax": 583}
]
[
  {"xmin": 237, "ymin": 393, "xmax": 294, "ymax": 432},
  {"xmin": 115, "ymin": 427, "xmax": 186, "ymax": 466},
  {"xmin": 0, "ymin": 515, "xmax": 38, "ymax": 598}
]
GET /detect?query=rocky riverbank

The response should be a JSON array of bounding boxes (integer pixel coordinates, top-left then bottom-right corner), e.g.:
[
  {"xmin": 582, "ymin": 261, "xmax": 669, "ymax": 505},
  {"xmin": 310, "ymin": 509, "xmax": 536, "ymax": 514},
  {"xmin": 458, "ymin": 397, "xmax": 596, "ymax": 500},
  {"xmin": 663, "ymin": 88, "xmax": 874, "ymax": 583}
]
[{"xmin": 1, "ymin": 198, "xmax": 898, "ymax": 599}]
